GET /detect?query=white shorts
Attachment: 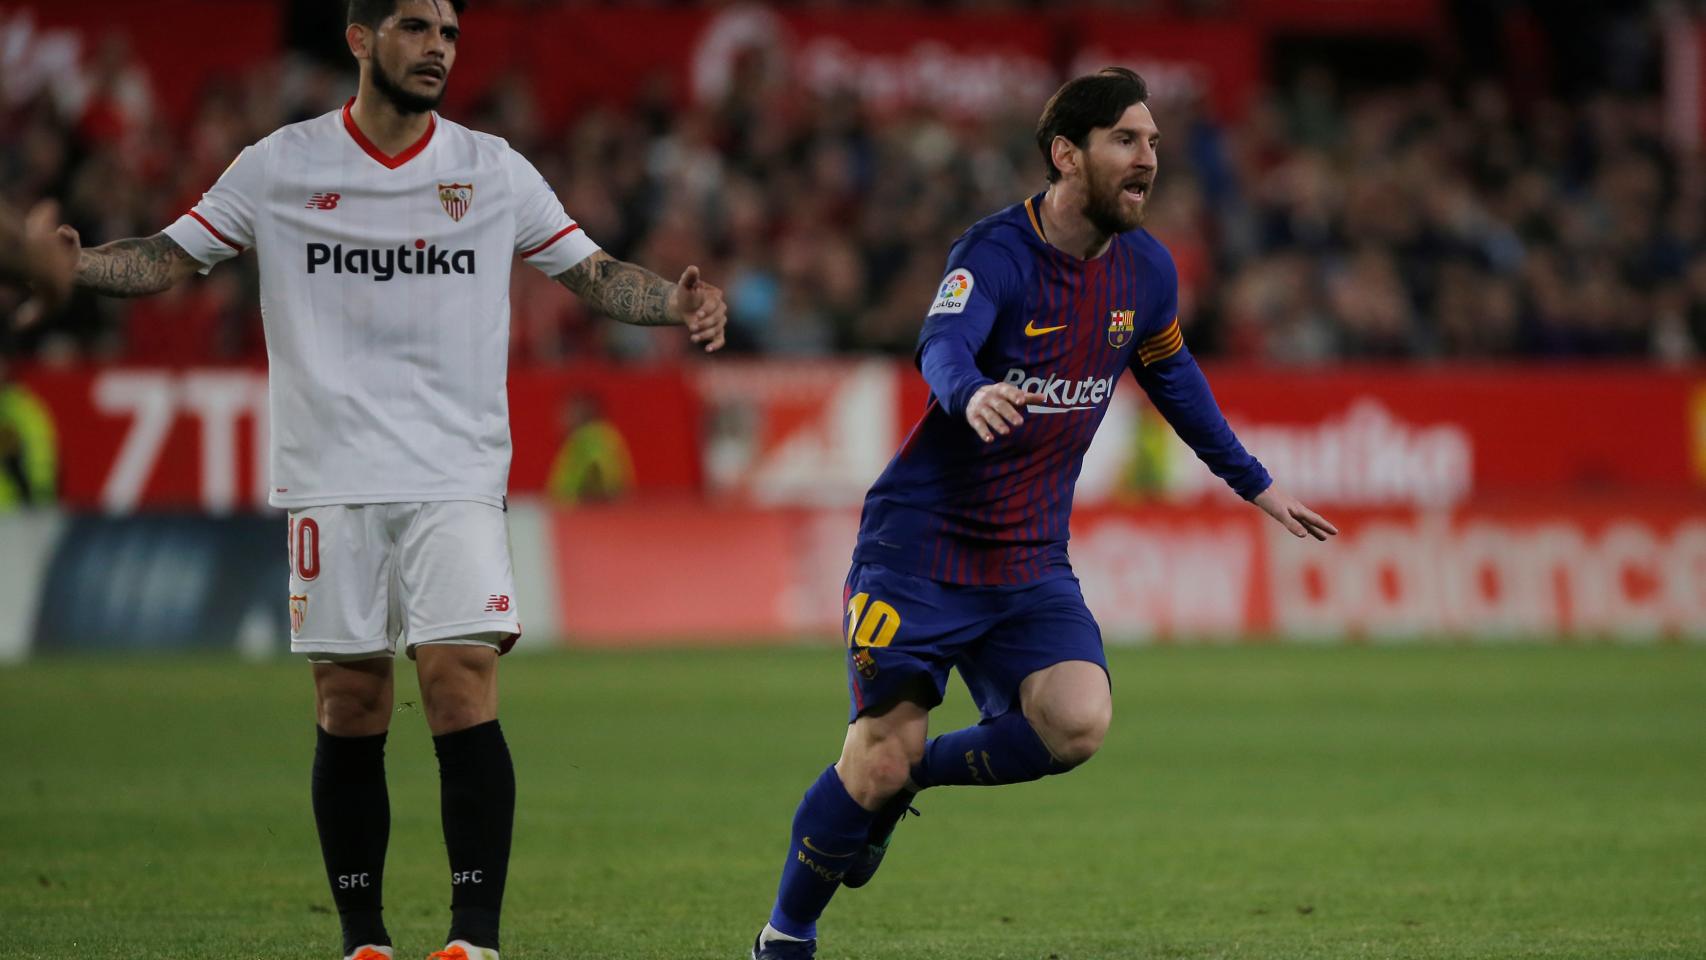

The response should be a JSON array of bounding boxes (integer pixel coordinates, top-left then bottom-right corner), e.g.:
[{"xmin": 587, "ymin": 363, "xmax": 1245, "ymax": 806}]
[{"xmin": 287, "ymin": 501, "xmax": 520, "ymax": 661}]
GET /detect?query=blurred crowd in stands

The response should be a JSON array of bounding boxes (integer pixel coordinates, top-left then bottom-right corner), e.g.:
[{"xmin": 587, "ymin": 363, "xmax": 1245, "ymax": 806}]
[{"xmin": 4, "ymin": 11, "xmax": 1705, "ymax": 365}]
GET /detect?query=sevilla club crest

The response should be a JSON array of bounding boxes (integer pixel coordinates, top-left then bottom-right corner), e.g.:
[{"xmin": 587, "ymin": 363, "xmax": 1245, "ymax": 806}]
[
  {"xmin": 438, "ymin": 183, "xmax": 474, "ymax": 222},
  {"xmin": 1108, "ymin": 309, "xmax": 1136, "ymax": 348},
  {"xmin": 289, "ymin": 594, "xmax": 308, "ymax": 635}
]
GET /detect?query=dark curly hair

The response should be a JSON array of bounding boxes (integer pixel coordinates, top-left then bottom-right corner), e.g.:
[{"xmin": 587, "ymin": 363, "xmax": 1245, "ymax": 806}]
[
  {"xmin": 348, "ymin": 0, "xmax": 466, "ymax": 29},
  {"xmin": 1035, "ymin": 67, "xmax": 1150, "ymax": 183}
]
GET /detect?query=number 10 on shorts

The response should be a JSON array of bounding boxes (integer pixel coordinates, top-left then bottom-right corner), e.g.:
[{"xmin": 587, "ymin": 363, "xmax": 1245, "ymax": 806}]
[
  {"xmin": 288, "ymin": 516, "xmax": 321, "ymax": 581},
  {"xmin": 845, "ymin": 592, "xmax": 900, "ymax": 648}
]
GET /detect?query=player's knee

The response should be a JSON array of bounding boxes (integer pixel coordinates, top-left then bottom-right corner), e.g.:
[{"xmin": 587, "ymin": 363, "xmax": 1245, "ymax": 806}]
[
  {"xmin": 838, "ymin": 747, "xmax": 914, "ymax": 809},
  {"xmin": 836, "ymin": 697, "xmax": 928, "ymax": 807},
  {"xmin": 316, "ymin": 682, "xmax": 391, "ymax": 736},
  {"xmin": 313, "ymin": 658, "xmax": 393, "ymax": 735},
  {"xmin": 416, "ymin": 643, "xmax": 499, "ymax": 735},
  {"xmin": 1049, "ymin": 721, "xmax": 1108, "ymax": 768},
  {"xmin": 421, "ymin": 694, "xmax": 490, "ymax": 734},
  {"xmin": 418, "ymin": 680, "xmax": 495, "ymax": 734},
  {"xmin": 837, "ymin": 732, "xmax": 922, "ymax": 808},
  {"xmin": 1029, "ymin": 700, "xmax": 1112, "ymax": 769}
]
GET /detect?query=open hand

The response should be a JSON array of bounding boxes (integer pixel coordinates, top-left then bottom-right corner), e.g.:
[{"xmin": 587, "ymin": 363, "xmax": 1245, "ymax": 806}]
[
  {"xmin": 966, "ymin": 382, "xmax": 1047, "ymax": 443},
  {"xmin": 1252, "ymin": 485, "xmax": 1338, "ymax": 541},
  {"xmin": 668, "ymin": 265, "xmax": 728, "ymax": 353},
  {"xmin": 13, "ymin": 201, "xmax": 79, "ymax": 328}
]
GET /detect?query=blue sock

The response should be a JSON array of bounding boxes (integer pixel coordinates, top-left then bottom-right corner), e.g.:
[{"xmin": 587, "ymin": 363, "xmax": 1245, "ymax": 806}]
[
  {"xmin": 767, "ymin": 765, "xmax": 874, "ymax": 940},
  {"xmin": 910, "ymin": 711, "xmax": 1063, "ymax": 789}
]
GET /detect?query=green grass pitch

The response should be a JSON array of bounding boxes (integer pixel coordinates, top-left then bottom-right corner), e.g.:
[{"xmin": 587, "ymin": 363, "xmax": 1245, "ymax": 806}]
[{"xmin": 2, "ymin": 644, "xmax": 1703, "ymax": 959}]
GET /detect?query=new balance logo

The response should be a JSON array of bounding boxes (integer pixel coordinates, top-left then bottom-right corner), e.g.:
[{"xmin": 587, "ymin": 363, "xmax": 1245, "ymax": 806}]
[
  {"xmin": 484, "ymin": 595, "xmax": 511, "ymax": 613},
  {"xmin": 304, "ymin": 192, "xmax": 341, "ymax": 210}
]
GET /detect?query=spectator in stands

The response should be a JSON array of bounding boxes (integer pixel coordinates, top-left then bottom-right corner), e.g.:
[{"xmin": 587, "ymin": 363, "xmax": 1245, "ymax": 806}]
[
  {"xmin": 0, "ymin": 357, "xmax": 57, "ymax": 510},
  {"xmin": 4, "ymin": 4, "xmax": 1705, "ymax": 365},
  {"xmin": 547, "ymin": 394, "xmax": 634, "ymax": 504}
]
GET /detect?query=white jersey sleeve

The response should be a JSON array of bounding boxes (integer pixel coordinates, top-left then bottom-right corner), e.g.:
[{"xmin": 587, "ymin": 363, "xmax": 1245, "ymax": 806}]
[
  {"xmin": 163, "ymin": 142, "xmax": 265, "ymax": 273},
  {"xmin": 505, "ymin": 147, "xmax": 598, "ymax": 275}
]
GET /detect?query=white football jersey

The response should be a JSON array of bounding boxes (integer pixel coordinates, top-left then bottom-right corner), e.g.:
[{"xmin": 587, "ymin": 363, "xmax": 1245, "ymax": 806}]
[{"xmin": 163, "ymin": 100, "xmax": 600, "ymax": 509}]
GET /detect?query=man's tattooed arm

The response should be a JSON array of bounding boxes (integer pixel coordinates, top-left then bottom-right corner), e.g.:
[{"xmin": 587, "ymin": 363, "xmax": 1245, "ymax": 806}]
[
  {"xmin": 77, "ymin": 233, "xmax": 203, "ymax": 297},
  {"xmin": 553, "ymin": 250, "xmax": 678, "ymax": 326}
]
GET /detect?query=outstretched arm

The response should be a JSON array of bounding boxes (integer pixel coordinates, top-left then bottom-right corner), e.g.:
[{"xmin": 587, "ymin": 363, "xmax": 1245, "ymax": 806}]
[
  {"xmin": 72, "ymin": 230, "xmax": 204, "ymax": 298},
  {"xmin": 553, "ymin": 250, "xmax": 727, "ymax": 351},
  {"xmin": 1135, "ymin": 351, "xmax": 1336, "ymax": 541}
]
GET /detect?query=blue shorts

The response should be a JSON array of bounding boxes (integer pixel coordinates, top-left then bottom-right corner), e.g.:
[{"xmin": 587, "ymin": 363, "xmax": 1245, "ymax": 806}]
[{"xmin": 842, "ymin": 561, "xmax": 1107, "ymax": 724}]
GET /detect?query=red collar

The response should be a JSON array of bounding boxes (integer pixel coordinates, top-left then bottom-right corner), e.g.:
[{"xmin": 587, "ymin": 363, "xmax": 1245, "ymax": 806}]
[{"xmin": 341, "ymin": 98, "xmax": 436, "ymax": 170}]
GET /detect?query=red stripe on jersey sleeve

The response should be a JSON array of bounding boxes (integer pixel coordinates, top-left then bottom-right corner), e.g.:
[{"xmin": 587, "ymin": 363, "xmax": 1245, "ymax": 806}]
[
  {"xmin": 188, "ymin": 211, "xmax": 244, "ymax": 252},
  {"xmin": 520, "ymin": 224, "xmax": 581, "ymax": 259}
]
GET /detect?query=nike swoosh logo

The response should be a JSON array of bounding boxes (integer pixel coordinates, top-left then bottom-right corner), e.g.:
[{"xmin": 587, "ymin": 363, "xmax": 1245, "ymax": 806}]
[
  {"xmin": 801, "ymin": 837, "xmax": 857, "ymax": 858},
  {"xmin": 1025, "ymin": 320, "xmax": 1068, "ymax": 336}
]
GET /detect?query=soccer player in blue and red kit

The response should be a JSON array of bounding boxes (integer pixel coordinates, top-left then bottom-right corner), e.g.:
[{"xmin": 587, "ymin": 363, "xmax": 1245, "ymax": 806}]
[{"xmin": 748, "ymin": 68, "xmax": 1337, "ymax": 959}]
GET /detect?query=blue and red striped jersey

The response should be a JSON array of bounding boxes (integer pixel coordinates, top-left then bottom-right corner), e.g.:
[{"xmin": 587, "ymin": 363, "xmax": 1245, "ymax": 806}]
[{"xmin": 852, "ymin": 193, "xmax": 1271, "ymax": 586}]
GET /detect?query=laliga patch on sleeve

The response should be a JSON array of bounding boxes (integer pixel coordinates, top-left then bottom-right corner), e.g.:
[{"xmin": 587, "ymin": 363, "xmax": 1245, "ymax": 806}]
[{"xmin": 928, "ymin": 268, "xmax": 975, "ymax": 316}]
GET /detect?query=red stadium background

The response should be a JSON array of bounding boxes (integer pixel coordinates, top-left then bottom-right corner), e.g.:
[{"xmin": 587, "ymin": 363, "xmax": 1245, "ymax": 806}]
[
  {"xmin": 2, "ymin": 0, "xmax": 1705, "ymax": 650},
  {"xmin": 11, "ymin": 360, "xmax": 1705, "ymax": 643}
]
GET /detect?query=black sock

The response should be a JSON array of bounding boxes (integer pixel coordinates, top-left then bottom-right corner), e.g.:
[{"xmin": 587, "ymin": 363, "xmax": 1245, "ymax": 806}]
[
  {"xmin": 434, "ymin": 719, "xmax": 514, "ymax": 951},
  {"xmin": 311, "ymin": 727, "xmax": 391, "ymax": 954}
]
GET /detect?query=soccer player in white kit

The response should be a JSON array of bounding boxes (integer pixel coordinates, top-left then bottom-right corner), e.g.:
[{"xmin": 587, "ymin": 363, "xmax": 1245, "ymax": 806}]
[{"xmin": 57, "ymin": 3, "xmax": 729, "ymax": 959}]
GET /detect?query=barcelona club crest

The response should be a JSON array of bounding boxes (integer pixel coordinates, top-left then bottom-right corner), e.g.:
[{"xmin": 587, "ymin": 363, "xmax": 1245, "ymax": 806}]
[
  {"xmin": 1108, "ymin": 309, "xmax": 1136, "ymax": 348},
  {"xmin": 288, "ymin": 594, "xmax": 308, "ymax": 635},
  {"xmin": 438, "ymin": 183, "xmax": 474, "ymax": 222},
  {"xmin": 852, "ymin": 647, "xmax": 879, "ymax": 680}
]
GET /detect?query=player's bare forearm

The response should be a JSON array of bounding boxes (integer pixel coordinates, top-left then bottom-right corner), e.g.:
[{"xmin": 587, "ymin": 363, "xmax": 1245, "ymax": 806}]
[
  {"xmin": 553, "ymin": 251, "xmax": 676, "ymax": 326},
  {"xmin": 76, "ymin": 233, "xmax": 200, "ymax": 297}
]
